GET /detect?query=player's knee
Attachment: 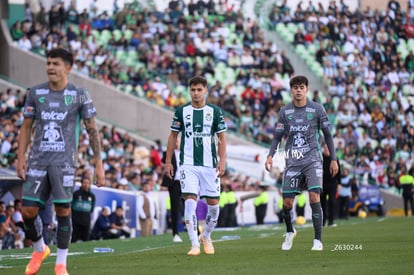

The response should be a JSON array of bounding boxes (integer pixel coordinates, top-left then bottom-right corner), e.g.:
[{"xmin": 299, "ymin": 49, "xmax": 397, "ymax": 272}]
[
  {"xmin": 183, "ymin": 195, "xmax": 197, "ymax": 201},
  {"xmin": 283, "ymin": 200, "xmax": 294, "ymax": 209},
  {"xmin": 22, "ymin": 206, "xmax": 39, "ymax": 219},
  {"xmin": 309, "ymin": 189, "xmax": 321, "ymax": 203},
  {"xmin": 55, "ymin": 204, "xmax": 71, "ymax": 216},
  {"xmin": 206, "ymin": 198, "xmax": 219, "ymax": 205}
]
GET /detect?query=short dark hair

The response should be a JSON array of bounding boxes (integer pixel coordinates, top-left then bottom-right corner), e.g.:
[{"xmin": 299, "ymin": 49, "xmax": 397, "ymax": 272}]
[
  {"xmin": 289, "ymin": 75, "xmax": 309, "ymax": 88},
  {"xmin": 46, "ymin": 48, "xmax": 74, "ymax": 67},
  {"xmin": 189, "ymin": 76, "xmax": 207, "ymax": 87}
]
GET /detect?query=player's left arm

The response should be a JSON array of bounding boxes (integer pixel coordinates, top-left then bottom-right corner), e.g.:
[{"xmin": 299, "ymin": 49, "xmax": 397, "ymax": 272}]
[
  {"xmin": 216, "ymin": 131, "xmax": 226, "ymax": 177},
  {"xmin": 83, "ymin": 117, "xmax": 105, "ymax": 187},
  {"xmin": 319, "ymin": 105, "xmax": 338, "ymax": 176}
]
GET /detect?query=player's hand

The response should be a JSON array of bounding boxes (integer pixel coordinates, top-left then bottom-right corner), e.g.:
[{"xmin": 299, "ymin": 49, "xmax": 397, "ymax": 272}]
[
  {"xmin": 216, "ymin": 160, "xmax": 226, "ymax": 177},
  {"xmin": 265, "ymin": 156, "xmax": 273, "ymax": 172},
  {"xmin": 164, "ymin": 163, "xmax": 174, "ymax": 179},
  {"xmin": 16, "ymin": 157, "xmax": 27, "ymax": 180},
  {"xmin": 330, "ymin": 160, "xmax": 339, "ymax": 177},
  {"xmin": 94, "ymin": 164, "xmax": 106, "ymax": 187}
]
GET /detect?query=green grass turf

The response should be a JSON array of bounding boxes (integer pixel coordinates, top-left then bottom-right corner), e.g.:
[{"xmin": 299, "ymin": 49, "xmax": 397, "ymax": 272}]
[{"xmin": 1, "ymin": 217, "xmax": 413, "ymax": 275}]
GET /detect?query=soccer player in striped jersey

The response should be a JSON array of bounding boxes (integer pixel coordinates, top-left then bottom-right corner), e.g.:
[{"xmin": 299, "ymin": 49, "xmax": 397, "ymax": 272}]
[{"xmin": 165, "ymin": 76, "xmax": 227, "ymax": 256}]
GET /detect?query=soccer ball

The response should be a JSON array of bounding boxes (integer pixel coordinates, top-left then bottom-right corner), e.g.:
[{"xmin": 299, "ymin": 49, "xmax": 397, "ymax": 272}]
[
  {"xmin": 269, "ymin": 167, "xmax": 281, "ymax": 179},
  {"xmin": 296, "ymin": 216, "xmax": 306, "ymax": 225},
  {"xmin": 358, "ymin": 210, "xmax": 367, "ymax": 219}
]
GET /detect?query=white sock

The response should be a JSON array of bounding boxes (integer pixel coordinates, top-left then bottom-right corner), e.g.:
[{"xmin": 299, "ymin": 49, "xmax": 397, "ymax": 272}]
[
  {"xmin": 33, "ymin": 238, "xmax": 45, "ymax": 252},
  {"xmin": 184, "ymin": 199, "xmax": 199, "ymax": 247},
  {"xmin": 203, "ymin": 204, "xmax": 220, "ymax": 239},
  {"xmin": 56, "ymin": 248, "xmax": 68, "ymax": 265}
]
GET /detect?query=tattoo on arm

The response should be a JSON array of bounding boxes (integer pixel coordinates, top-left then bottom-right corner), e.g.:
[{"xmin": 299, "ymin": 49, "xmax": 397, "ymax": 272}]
[{"xmin": 84, "ymin": 118, "xmax": 102, "ymax": 159}]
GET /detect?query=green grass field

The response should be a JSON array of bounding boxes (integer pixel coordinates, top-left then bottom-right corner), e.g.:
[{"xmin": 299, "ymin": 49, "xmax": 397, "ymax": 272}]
[{"xmin": 1, "ymin": 217, "xmax": 413, "ymax": 275}]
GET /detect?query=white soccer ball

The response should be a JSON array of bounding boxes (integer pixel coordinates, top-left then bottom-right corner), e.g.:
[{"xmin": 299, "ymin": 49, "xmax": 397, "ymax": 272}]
[{"xmin": 269, "ymin": 167, "xmax": 281, "ymax": 179}]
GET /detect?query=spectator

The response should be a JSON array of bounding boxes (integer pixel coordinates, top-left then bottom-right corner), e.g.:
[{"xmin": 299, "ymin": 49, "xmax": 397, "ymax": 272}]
[
  {"xmin": 137, "ymin": 181, "xmax": 157, "ymax": 237},
  {"xmin": 254, "ymin": 185, "xmax": 269, "ymax": 225},
  {"xmin": 109, "ymin": 206, "xmax": 130, "ymax": 238},
  {"xmin": 338, "ymin": 167, "xmax": 351, "ymax": 220},
  {"xmin": 71, "ymin": 174, "xmax": 96, "ymax": 242},
  {"xmin": 91, "ymin": 207, "xmax": 112, "ymax": 240},
  {"xmin": 66, "ymin": 3, "xmax": 79, "ymax": 24},
  {"xmin": 399, "ymin": 165, "xmax": 414, "ymax": 216},
  {"xmin": 10, "ymin": 21, "xmax": 24, "ymax": 41}
]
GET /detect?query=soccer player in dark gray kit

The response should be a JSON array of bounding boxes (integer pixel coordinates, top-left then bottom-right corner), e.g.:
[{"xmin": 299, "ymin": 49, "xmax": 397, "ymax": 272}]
[
  {"xmin": 265, "ymin": 75, "xmax": 338, "ymax": 251},
  {"xmin": 17, "ymin": 48, "xmax": 105, "ymax": 275}
]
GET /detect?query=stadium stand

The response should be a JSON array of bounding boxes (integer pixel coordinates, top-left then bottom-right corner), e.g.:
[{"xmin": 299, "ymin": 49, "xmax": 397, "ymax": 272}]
[
  {"xmin": 1, "ymin": 1, "xmax": 414, "ymax": 249},
  {"xmin": 265, "ymin": 0, "xmax": 414, "ymax": 190},
  {"xmin": 8, "ymin": 0, "xmax": 297, "ymax": 145}
]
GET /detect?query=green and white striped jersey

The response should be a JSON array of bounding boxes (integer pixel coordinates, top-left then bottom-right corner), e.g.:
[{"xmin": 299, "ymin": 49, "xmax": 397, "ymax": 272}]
[{"xmin": 170, "ymin": 103, "xmax": 227, "ymax": 168}]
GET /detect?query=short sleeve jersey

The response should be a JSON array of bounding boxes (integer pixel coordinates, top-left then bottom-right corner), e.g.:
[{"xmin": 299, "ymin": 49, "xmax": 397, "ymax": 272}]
[
  {"xmin": 22, "ymin": 82, "xmax": 97, "ymax": 166},
  {"xmin": 170, "ymin": 103, "xmax": 227, "ymax": 168},
  {"xmin": 275, "ymin": 101, "xmax": 331, "ymax": 167}
]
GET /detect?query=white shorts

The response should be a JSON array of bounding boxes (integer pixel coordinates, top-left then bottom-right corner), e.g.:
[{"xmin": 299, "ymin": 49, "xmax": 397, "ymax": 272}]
[{"xmin": 180, "ymin": 165, "xmax": 221, "ymax": 199}]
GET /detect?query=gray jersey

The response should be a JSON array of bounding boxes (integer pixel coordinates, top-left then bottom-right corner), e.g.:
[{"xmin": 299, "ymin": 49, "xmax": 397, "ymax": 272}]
[
  {"xmin": 23, "ymin": 82, "xmax": 97, "ymax": 166},
  {"xmin": 272, "ymin": 101, "xmax": 331, "ymax": 167}
]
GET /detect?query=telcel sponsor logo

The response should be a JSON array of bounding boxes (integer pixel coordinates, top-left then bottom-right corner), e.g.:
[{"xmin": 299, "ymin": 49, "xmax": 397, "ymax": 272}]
[
  {"xmin": 290, "ymin": 125, "xmax": 310, "ymax": 132},
  {"xmin": 41, "ymin": 110, "xmax": 68, "ymax": 120}
]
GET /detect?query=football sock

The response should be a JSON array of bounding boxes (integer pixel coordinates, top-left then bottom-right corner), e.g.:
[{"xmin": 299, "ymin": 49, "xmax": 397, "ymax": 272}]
[
  {"xmin": 311, "ymin": 202, "xmax": 323, "ymax": 241},
  {"xmin": 283, "ymin": 208, "xmax": 294, "ymax": 233},
  {"xmin": 24, "ymin": 215, "xmax": 44, "ymax": 252},
  {"xmin": 56, "ymin": 248, "xmax": 68, "ymax": 265},
  {"xmin": 184, "ymin": 199, "xmax": 199, "ymax": 247},
  {"xmin": 203, "ymin": 204, "xmax": 219, "ymax": 239},
  {"xmin": 56, "ymin": 215, "xmax": 72, "ymax": 249}
]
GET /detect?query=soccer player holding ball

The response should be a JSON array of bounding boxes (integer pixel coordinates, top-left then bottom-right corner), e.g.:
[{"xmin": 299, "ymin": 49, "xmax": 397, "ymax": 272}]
[{"xmin": 265, "ymin": 75, "xmax": 338, "ymax": 251}]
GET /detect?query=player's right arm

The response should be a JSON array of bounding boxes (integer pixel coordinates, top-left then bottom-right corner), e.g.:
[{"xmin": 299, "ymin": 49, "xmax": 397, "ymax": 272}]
[
  {"xmin": 165, "ymin": 131, "xmax": 179, "ymax": 179},
  {"xmin": 165, "ymin": 109, "xmax": 182, "ymax": 179},
  {"xmin": 265, "ymin": 111, "xmax": 286, "ymax": 172},
  {"xmin": 17, "ymin": 117, "xmax": 34, "ymax": 180}
]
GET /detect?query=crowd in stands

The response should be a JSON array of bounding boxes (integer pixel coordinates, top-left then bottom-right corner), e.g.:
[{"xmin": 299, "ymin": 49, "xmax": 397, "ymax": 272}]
[
  {"xmin": 2, "ymin": 0, "xmax": 414, "ymax": 249},
  {"xmin": 4, "ymin": 0, "xmax": 414, "ymax": 182},
  {"xmin": 268, "ymin": 0, "xmax": 414, "ymax": 189},
  {"xmin": 10, "ymin": 0, "xmax": 295, "ymax": 144}
]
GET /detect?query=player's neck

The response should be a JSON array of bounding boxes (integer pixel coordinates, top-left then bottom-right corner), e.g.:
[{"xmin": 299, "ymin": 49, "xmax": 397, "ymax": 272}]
[
  {"xmin": 49, "ymin": 80, "xmax": 68, "ymax": 91},
  {"xmin": 191, "ymin": 101, "xmax": 206, "ymax": 109},
  {"xmin": 293, "ymin": 98, "xmax": 307, "ymax": 108}
]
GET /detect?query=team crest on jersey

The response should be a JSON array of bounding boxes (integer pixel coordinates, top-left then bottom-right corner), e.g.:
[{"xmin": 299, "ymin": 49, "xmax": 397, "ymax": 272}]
[
  {"xmin": 287, "ymin": 114, "xmax": 293, "ymax": 120},
  {"xmin": 307, "ymin": 113, "xmax": 313, "ymax": 120},
  {"xmin": 39, "ymin": 122, "xmax": 65, "ymax": 152},
  {"xmin": 64, "ymin": 95, "xmax": 74, "ymax": 106},
  {"xmin": 205, "ymin": 112, "xmax": 212, "ymax": 121},
  {"xmin": 38, "ymin": 96, "xmax": 45, "ymax": 103}
]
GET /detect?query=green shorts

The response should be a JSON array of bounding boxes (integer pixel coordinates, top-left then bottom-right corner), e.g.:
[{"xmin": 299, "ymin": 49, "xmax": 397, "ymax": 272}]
[
  {"xmin": 22, "ymin": 165, "xmax": 76, "ymax": 206},
  {"xmin": 282, "ymin": 162, "xmax": 323, "ymax": 198}
]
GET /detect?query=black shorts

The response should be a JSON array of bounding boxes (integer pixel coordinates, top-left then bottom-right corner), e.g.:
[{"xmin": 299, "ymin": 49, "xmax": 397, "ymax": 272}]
[{"xmin": 22, "ymin": 165, "xmax": 76, "ymax": 207}]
